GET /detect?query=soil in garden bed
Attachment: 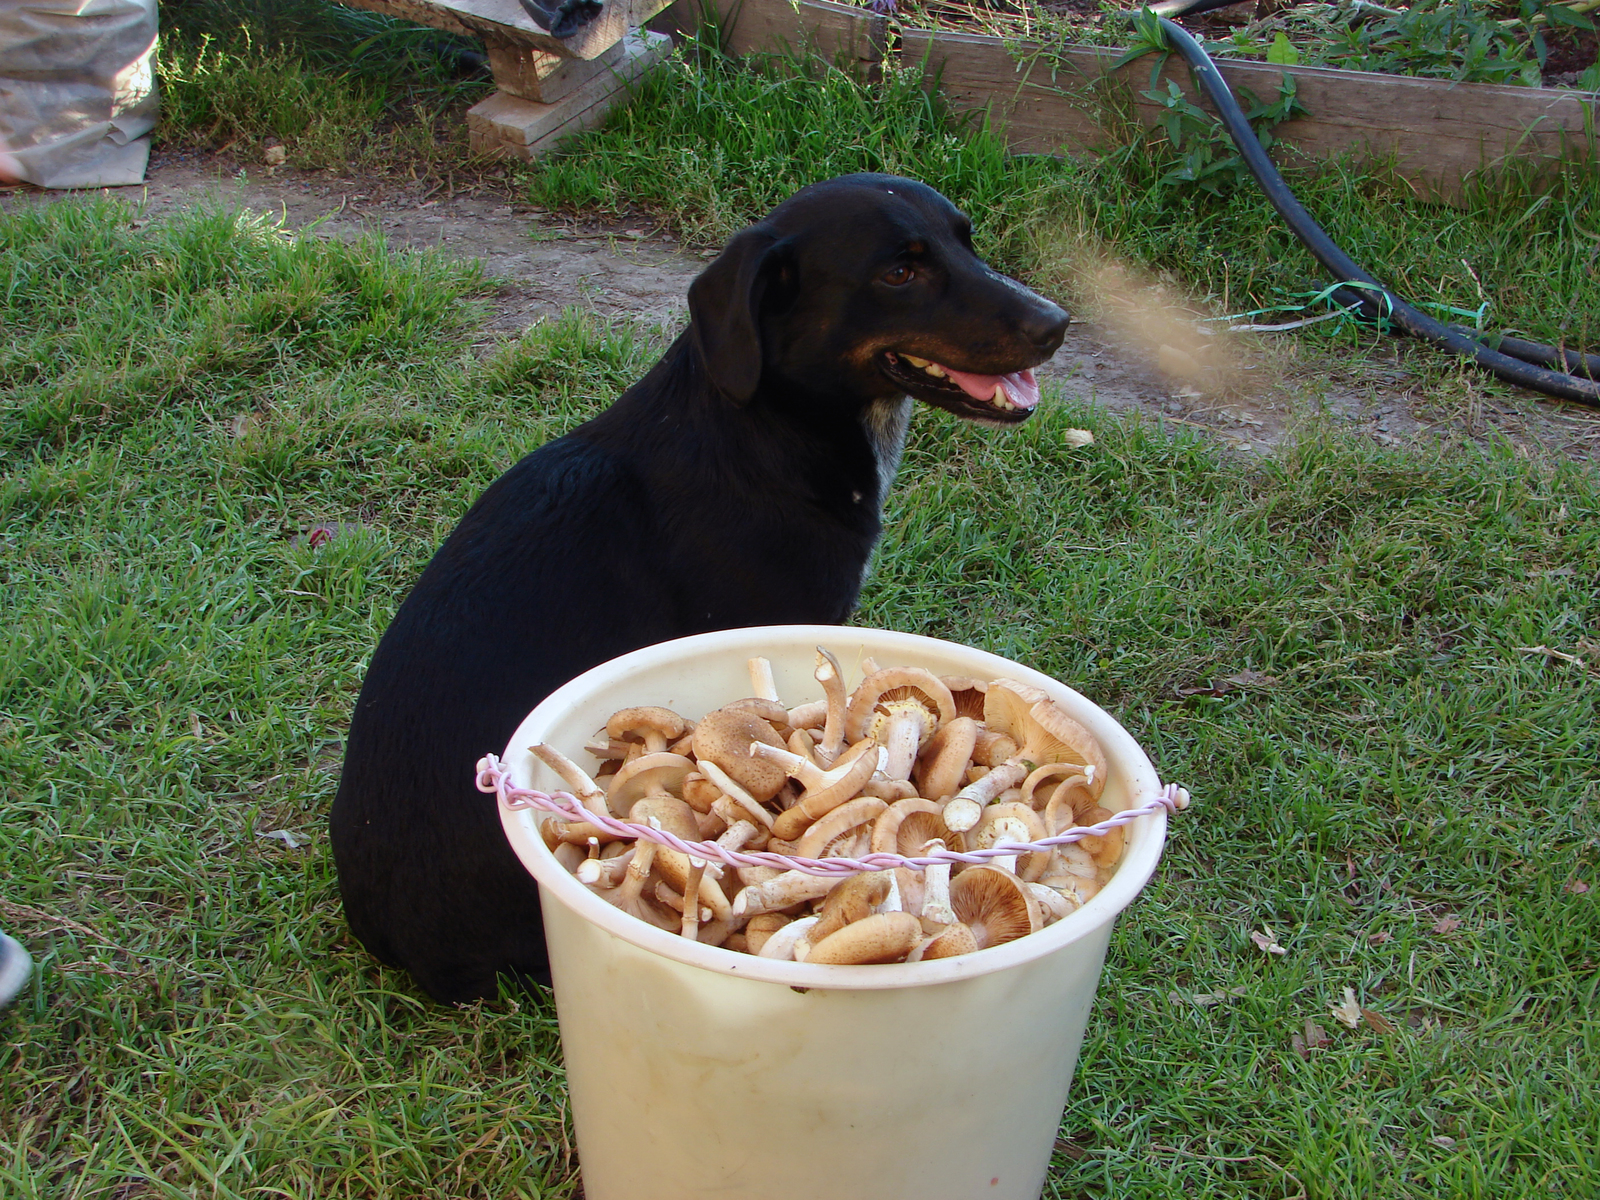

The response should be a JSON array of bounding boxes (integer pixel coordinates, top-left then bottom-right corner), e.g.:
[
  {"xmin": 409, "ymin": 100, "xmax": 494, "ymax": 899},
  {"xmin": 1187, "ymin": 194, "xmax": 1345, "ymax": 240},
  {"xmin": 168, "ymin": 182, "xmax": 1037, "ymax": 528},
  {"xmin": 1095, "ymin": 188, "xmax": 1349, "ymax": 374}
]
[{"xmin": 896, "ymin": 0, "xmax": 1599, "ymax": 89}]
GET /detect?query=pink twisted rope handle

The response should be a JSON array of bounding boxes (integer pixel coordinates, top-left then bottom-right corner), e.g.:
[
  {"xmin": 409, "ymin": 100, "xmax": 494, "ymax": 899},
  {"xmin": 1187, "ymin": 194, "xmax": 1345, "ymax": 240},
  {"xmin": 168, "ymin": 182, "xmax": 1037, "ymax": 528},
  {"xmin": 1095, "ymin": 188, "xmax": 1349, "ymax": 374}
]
[{"xmin": 478, "ymin": 754, "xmax": 1191, "ymax": 879}]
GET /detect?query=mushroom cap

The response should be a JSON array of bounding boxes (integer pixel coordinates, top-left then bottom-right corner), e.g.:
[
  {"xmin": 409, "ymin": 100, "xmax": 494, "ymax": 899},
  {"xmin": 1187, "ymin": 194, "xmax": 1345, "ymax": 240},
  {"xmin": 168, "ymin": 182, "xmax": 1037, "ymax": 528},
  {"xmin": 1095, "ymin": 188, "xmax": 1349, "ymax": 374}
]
[
  {"xmin": 1042, "ymin": 774, "xmax": 1098, "ymax": 835},
  {"xmin": 607, "ymin": 752, "xmax": 697, "ymax": 811},
  {"xmin": 692, "ymin": 706, "xmax": 789, "ymax": 801},
  {"xmin": 970, "ymin": 802, "xmax": 1050, "ymax": 880},
  {"xmin": 920, "ymin": 921, "xmax": 980, "ymax": 960},
  {"xmin": 757, "ymin": 914, "xmax": 820, "ymax": 960},
  {"xmin": 901, "ymin": 808, "xmax": 964, "ymax": 857},
  {"xmin": 983, "ymin": 681, "xmax": 1108, "ymax": 796},
  {"xmin": 804, "ymin": 911, "xmax": 922, "ymax": 965},
  {"xmin": 793, "ymin": 797, "xmax": 888, "ymax": 860},
  {"xmin": 1079, "ymin": 805, "xmax": 1126, "ymax": 863},
  {"xmin": 844, "ymin": 668, "xmax": 957, "ymax": 743},
  {"xmin": 1020, "ymin": 761, "xmax": 1082, "ymax": 810},
  {"xmin": 744, "ymin": 913, "xmax": 791, "ymax": 956},
  {"xmin": 870, "ymin": 798, "xmax": 944, "ymax": 855},
  {"xmin": 940, "ymin": 676, "xmax": 989, "ymax": 722},
  {"xmin": 605, "ymin": 705, "xmax": 690, "ymax": 747},
  {"xmin": 950, "ymin": 865, "xmax": 1043, "ymax": 949},
  {"xmin": 681, "ymin": 772, "xmax": 722, "ymax": 814},
  {"xmin": 914, "ymin": 715, "xmax": 979, "ymax": 801},
  {"xmin": 981, "ymin": 678, "xmax": 1049, "ymax": 742},
  {"xmin": 808, "ymin": 871, "xmax": 892, "ymax": 943}
]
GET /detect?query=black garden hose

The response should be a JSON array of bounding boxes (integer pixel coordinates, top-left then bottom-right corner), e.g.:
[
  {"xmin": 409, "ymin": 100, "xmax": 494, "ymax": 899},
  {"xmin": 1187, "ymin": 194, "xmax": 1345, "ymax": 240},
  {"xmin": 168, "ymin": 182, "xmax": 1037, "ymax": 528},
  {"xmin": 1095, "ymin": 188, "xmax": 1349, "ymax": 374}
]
[{"xmin": 1142, "ymin": 8, "xmax": 1600, "ymax": 405}]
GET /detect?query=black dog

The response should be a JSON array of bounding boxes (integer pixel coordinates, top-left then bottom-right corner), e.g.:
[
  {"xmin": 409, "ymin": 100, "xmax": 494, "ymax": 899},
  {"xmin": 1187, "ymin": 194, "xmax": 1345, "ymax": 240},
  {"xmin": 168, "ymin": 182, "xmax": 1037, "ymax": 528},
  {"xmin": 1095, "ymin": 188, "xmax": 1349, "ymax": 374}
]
[{"xmin": 330, "ymin": 174, "xmax": 1069, "ymax": 1003}]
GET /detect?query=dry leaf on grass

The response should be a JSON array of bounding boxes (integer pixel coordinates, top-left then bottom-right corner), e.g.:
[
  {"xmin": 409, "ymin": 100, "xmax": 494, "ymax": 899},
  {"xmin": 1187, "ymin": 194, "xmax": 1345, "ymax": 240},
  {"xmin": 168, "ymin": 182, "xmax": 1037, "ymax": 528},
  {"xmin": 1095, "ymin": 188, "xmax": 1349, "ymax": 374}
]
[
  {"xmin": 1331, "ymin": 987, "xmax": 1363, "ymax": 1029},
  {"xmin": 1565, "ymin": 879, "xmax": 1590, "ymax": 895},
  {"xmin": 1368, "ymin": 931, "xmax": 1393, "ymax": 945},
  {"xmin": 1361, "ymin": 1007, "xmax": 1396, "ymax": 1034},
  {"xmin": 1062, "ymin": 428, "xmax": 1096, "ymax": 447},
  {"xmin": 1431, "ymin": 916, "xmax": 1462, "ymax": 934},
  {"xmin": 1251, "ymin": 926, "xmax": 1288, "ymax": 956},
  {"xmin": 1168, "ymin": 986, "xmax": 1248, "ymax": 1006},
  {"xmin": 1430, "ymin": 1135, "xmax": 1457, "ymax": 1149},
  {"xmin": 1291, "ymin": 1018, "xmax": 1330, "ymax": 1058},
  {"xmin": 1176, "ymin": 670, "xmax": 1280, "ymax": 698}
]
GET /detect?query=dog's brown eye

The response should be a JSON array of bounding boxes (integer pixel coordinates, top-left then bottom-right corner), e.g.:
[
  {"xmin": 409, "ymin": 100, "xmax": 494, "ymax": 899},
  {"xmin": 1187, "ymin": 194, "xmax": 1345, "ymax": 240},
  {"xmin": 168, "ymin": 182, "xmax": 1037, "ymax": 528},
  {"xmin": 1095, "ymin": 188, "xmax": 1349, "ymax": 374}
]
[{"xmin": 881, "ymin": 265, "xmax": 914, "ymax": 286}]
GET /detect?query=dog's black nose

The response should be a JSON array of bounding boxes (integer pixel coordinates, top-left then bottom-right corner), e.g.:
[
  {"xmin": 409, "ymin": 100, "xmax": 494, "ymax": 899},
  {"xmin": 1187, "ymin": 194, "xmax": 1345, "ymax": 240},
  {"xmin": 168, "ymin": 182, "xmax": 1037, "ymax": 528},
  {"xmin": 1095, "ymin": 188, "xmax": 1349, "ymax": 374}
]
[{"xmin": 1021, "ymin": 299, "xmax": 1071, "ymax": 356}]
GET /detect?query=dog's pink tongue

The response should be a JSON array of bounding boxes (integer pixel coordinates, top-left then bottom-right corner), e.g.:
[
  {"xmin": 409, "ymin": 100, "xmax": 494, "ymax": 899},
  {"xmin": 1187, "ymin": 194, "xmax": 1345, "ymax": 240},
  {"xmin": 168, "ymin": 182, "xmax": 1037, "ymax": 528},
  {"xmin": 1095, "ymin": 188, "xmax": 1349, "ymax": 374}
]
[{"xmin": 941, "ymin": 366, "xmax": 1041, "ymax": 410}]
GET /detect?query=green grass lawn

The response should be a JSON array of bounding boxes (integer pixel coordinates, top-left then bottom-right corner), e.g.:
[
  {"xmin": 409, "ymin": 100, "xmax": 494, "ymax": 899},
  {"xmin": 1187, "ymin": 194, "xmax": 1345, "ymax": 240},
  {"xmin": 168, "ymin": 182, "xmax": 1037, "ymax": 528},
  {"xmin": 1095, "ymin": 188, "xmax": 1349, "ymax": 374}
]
[{"xmin": 2, "ymin": 190, "xmax": 1596, "ymax": 1198}]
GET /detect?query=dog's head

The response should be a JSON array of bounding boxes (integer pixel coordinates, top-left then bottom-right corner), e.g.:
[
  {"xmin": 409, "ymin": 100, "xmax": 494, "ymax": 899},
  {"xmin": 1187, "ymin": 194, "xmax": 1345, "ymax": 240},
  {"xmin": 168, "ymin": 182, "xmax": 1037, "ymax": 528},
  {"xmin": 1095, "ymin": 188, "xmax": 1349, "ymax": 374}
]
[{"xmin": 688, "ymin": 174, "xmax": 1068, "ymax": 425}]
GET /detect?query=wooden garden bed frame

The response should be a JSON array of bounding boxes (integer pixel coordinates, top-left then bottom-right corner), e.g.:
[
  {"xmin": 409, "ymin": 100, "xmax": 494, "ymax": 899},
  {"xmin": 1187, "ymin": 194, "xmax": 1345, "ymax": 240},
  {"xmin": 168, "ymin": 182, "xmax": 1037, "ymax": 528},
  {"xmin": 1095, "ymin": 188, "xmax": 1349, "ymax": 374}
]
[{"xmin": 704, "ymin": 0, "xmax": 1597, "ymax": 203}]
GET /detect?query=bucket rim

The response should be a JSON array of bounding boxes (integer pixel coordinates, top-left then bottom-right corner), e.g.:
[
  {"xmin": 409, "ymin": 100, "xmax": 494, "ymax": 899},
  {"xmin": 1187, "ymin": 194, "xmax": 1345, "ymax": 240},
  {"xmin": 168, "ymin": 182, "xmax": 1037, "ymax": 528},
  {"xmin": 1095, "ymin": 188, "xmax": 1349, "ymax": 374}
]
[{"xmin": 500, "ymin": 624, "xmax": 1168, "ymax": 991}]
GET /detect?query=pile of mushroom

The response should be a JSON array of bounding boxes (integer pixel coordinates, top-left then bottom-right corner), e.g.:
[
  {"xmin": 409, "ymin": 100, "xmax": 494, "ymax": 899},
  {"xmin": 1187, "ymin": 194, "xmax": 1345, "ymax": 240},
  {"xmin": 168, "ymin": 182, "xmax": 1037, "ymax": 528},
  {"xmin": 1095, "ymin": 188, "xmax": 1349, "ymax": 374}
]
[{"xmin": 532, "ymin": 648, "xmax": 1123, "ymax": 964}]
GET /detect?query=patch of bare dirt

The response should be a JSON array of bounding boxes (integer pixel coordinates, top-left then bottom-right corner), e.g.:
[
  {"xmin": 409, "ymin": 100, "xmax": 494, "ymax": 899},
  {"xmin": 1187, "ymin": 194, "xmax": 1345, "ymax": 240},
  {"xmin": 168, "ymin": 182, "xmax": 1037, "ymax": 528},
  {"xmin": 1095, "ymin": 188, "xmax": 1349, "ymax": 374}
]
[{"xmin": 6, "ymin": 150, "xmax": 1597, "ymax": 463}]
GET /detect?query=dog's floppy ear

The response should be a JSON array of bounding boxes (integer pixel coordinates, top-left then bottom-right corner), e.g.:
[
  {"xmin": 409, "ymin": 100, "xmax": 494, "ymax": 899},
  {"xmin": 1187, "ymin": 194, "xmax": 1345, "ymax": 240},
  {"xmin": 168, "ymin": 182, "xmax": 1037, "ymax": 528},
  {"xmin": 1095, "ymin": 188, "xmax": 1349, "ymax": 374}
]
[{"xmin": 687, "ymin": 227, "xmax": 790, "ymax": 404}]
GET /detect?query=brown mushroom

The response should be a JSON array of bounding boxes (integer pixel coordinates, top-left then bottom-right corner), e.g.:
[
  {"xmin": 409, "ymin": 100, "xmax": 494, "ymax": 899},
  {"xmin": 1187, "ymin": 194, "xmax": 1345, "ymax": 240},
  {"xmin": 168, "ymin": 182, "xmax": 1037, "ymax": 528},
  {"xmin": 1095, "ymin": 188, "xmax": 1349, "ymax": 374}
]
[
  {"xmin": 984, "ymin": 680, "xmax": 1107, "ymax": 797},
  {"xmin": 732, "ymin": 870, "xmax": 836, "ymax": 918},
  {"xmin": 806, "ymin": 871, "xmax": 892, "ymax": 944},
  {"xmin": 792, "ymin": 797, "xmax": 887, "ymax": 860},
  {"xmin": 756, "ymin": 914, "xmax": 819, "ymax": 960},
  {"xmin": 760, "ymin": 739, "xmax": 881, "ymax": 841},
  {"xmin": 693, "ymin": 704, "xmax": 790, "ymax": 802},
  {"xmin": 916, "ymin": 921, "xmax": 980, "ymax": 961},
  {"xmin": 913, "ymin": 716, "xmax": 979, "ymax": 802},
  {"xmin": 941, "ymin": 676, "xmax": 989, "ymax": 722},
  {"xmin": 744, "ymin": 913, "xmax": 791, "ymax": 956},
  {"xmin": 870, "ymin": 798, "xmax": 944, "ymax": 855},
  {"xmin": 595, "ymin": 837, "xmax": 678, "ymax": 931},
  {"xmin": 811, "ymin": 646, "xmax": 849, "ymax": 766},
  {"xmin": 970, "ymin": 730, "xmax": 1020, "ymax": 767},
  {"xmin": 1020, "ymin": 761, "xmax": 1081, "ymax": 811},
  {"xmin": 696, "ymin": 759, "xmax": 777, "ymax": 832},
  {"xmin": 843, "ymin": 668, "xmax": 957, "ymax": 780},
  {"xmin": 1078, "ymin": 805, "xmax": 1126, "ymax": 863},
  {"xmin": 804, "ymin": 911, "xmax": 921, "ymax": 965},
  {"xmin": 949, "ymin": 865, "xmax": 1043, "ymax": 949},
  {"xmin": 605, "ymin": 706, "xmax": 690, "ymax": 756},
  {"xmin": 969, "ymin": 802, "xmax": 1050, "ymax": 880}
]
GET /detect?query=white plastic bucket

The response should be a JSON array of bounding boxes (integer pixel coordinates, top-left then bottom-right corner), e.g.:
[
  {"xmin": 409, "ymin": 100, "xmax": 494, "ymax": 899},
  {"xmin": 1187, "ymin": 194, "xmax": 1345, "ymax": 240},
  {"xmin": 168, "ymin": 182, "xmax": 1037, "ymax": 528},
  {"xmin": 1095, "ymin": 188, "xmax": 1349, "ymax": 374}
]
[{"xmin": 500, "ymin": 626, "xmax": 1167, "ymax": 1200}]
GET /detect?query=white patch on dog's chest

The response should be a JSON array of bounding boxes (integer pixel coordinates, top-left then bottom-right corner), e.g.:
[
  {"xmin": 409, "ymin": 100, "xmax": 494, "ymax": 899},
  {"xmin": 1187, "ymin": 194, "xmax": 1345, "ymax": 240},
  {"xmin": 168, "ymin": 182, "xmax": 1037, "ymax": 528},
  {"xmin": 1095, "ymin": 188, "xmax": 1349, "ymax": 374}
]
[
  {"xmin": 855, "ymin": 396, "xmax": 913, "ymax": 590},
  {"xmin": 861, "ymin": 396, "xmax": 913, "ymax": 505}
]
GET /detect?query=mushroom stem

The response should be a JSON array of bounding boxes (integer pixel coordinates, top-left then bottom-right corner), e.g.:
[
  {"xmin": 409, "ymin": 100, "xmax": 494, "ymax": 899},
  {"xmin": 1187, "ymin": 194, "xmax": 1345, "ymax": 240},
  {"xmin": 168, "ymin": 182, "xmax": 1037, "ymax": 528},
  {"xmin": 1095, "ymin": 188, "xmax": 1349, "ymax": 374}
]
[
  {"xmin": 697, "ymin": 759, "xmax": 776, "ymax": 830},
  {"xmin": 756, "ymin": 740, "xmax": 880, "ymax": 840},
  {"xmin": 748, "ymin": 656, "xmax": 780, "ymax": 703},
  {"xmin": 732, "ymin": 870, "xmax": 836, "ymax": 918},
  {"xmin": 530, "ymin": 743, "xmax": 611, "ymax": 816},
  {"xmin": 679, "ymin": 857, "xmax": 707, "ymax": 940},
  {"xmin": 942, "ymin": 761, "xmax": 1027, "ymax": 833},
  {"xmin": 577, "ymin": 849, "xmax": 635, "ymax": 887},
  {"xmin": 813, "ymin": 647, "xmax": 848, "ymax": 766},
  {"xmin": 920, "ymin": 845, "xmax": 957, "ymax": 927}
]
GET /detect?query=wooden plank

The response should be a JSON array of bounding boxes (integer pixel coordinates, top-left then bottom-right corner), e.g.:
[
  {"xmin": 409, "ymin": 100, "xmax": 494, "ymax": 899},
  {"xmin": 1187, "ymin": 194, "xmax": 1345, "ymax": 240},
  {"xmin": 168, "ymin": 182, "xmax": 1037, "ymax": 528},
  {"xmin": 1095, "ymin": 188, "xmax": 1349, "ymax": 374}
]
[
  {"xmin": 468, "ymin": 30, "xmax": 671, "ymax": 157},
  {"xmin": 712, "ymin": 0, "xmax": 885, "ymax": 65},
  {"xmin": 904, "ymin": 28, "xmax": 1596, "ymax": 201},
  {"xmin": 487, "ymin": 32, "xmax": 631, "ymax": 102},
  {"xmin": 334, "ymin": 0, "xmax": 674, "ymax": 60}
]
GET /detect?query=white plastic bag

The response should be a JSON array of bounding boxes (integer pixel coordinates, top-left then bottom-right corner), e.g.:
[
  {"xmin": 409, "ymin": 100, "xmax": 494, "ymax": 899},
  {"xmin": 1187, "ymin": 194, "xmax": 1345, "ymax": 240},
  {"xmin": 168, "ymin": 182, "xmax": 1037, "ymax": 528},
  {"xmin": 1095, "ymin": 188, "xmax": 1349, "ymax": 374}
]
[{"xmin": 0, "ymin": 0, "xmax": 158, "ymax": 188}]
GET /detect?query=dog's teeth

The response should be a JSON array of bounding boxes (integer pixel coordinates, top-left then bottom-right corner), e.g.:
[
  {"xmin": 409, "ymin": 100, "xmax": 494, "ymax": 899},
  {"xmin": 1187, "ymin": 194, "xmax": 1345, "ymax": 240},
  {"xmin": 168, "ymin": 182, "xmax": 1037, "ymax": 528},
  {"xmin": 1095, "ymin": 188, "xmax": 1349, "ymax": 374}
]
[
  {"xmin": 903, "ymin": 355, "xmax": 930, "ymax": 368},
  {"xmin": 992, "ymin": 383, "xmax": 1010, "ymax": 407},
  {"xmin": 924, "ymin": 363, "xmax": 946, "ymax": 378}
]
